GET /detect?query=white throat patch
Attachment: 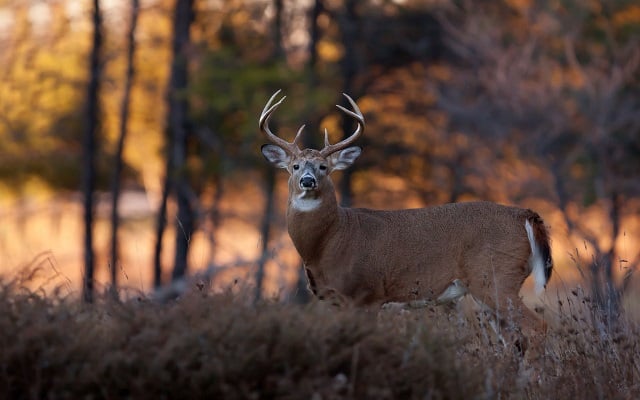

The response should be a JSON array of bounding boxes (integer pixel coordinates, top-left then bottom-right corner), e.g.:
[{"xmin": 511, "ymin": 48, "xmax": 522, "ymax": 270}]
[{"xmin": 291, "ymin": 192, "xmax": 321, "ymax": 212}]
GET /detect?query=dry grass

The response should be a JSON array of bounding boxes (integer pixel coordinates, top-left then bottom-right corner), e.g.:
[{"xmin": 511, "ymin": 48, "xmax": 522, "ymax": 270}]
[{"xmin": 0, "ymin": 272, "xmax": 638, "ymax": 400}]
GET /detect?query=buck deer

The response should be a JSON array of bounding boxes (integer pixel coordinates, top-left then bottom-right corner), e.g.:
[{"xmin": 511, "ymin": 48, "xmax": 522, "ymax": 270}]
[{"xmin": 259, "ymin": 91, "xmax": 553, "ymax": 347}]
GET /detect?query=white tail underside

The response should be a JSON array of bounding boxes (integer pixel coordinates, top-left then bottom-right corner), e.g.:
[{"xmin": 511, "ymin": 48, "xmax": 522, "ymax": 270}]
[{"xmin": 525, "ymin": 220, "xmax": 546, "ymax": 295}]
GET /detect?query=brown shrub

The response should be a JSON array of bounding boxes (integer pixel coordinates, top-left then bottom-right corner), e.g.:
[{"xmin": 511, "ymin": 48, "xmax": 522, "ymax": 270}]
[{"xmin": 0, "ymin": 277, "xmax": 638, "ymax": 399}]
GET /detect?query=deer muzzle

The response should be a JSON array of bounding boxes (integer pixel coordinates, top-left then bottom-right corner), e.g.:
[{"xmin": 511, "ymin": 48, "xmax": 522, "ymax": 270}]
[{"xmin": 299, "ymin": 173, "xmax": 317, "ymax": 190}]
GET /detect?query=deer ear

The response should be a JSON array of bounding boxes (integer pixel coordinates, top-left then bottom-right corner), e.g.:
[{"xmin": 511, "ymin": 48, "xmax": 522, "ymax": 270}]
[
  {"xmin": 330, "ymin": 146, "xmax": 361, "ymax": 171},
  {"xmin": 261, "ymin": 144, "xmax": 291, "ymax": 169}
]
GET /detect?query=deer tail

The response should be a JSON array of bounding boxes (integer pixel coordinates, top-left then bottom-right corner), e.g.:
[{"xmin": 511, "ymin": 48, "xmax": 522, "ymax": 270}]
[{"xmin": 525, "ymin": 214, "xmax": 553, "ymax": 295}]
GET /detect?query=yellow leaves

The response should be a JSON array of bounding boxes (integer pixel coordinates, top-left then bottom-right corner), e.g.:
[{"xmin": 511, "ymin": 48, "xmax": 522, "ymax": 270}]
[
  {"xmin": 20, "ymin": 176, "xmax": 54, "ymax": 200},
  {"xmin": 319, "ymin": 113, "xmax": 341, "ymax": 144},
  {"xmin": 381, "ymin": 93, "xmax": 405, "ymax": 111},
  {"xmin": 231, "ymin": 9, "xmax": 250, "ymax": 25},
  {"xmin": 355, "ymin": 95, "xmax": 376, "ymax": 114},
  {"xmin": 318, "ymin": 40, "xmax": 342, "ymax": 63}
]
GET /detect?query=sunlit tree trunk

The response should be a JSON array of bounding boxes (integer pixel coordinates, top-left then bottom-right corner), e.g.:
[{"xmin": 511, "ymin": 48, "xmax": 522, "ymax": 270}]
[
  {"xmin": 109, "ymin": 0, "xmax": 139, "ymax": 297},
  {"xmin": 82, "ymin": 0, "xmax": 102, "ymax": 303}
]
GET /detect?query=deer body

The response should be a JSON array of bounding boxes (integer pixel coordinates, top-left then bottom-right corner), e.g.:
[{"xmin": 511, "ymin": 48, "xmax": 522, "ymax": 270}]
[
  {"xmin": 289, "ymin": 199, "xmax": 547, "ymax": 308},
  {"xmin": 259, "ymin": 91, "xmax": 552, "ymax": 342}
]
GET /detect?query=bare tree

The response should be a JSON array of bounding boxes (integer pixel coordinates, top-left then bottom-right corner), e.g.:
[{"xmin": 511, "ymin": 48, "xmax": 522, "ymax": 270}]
[
  {"xmin": 109, "ymin": 0, "xmax": 140, "ymax": 296},
  {"xmin": 436, "ymin": 2, "xmax": 640, "ymax": 320},
  {"xmin": 82, "ymin": 0, "xmax": 103, "ymax": 303},
  {"xmin": 551, "ymin": 37, "xmax": 640, "ymax": 319}
]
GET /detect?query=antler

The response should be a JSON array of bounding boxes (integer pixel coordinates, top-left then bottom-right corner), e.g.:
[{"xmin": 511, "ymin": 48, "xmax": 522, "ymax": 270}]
[
  {"xmin": 259, "ymin": 90, "xmax": 303, "ymax": 155},
  {"xmin": 320, "ymin": 93, "xmax": 365, "ymax": 157}
]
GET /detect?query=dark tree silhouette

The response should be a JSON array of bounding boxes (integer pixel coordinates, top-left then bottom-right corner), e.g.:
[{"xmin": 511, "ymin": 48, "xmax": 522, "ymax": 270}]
[
  {"xmin": 336, "ymin": 0, "xmax": 359, "ymax": 207},
  {"xmin": 154, "ymin": 0, "xmax": 195, "ymax": 286},
  {"xmin": 255, "ymin": 0, "xmax": 285, "ymax": 303},
  {"xmin": 109, "ymin": 0, "xmax": 139, "ymax": 296},
  {"xmin": 82, "ymin": 0, "xmax": 103, "ymax": 303},
  {"xmin": 170, "ymin": 0, "xmax": 196, "ymax": 282}
]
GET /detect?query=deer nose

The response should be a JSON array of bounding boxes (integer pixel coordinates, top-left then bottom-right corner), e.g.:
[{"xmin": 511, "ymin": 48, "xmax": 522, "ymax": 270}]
[{"xmin": 300, "ymin": 175, "xmax": 317, "ymax": 190}]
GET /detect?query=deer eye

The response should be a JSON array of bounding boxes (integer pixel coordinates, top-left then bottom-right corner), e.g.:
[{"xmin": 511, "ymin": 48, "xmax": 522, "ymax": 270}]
[
  {"xmin": 293, "ymin": 164, "xmax": 300, "ymax": 170},
  {"xmin": 319, "ymin": 165, "xmax": 327, "ymax": 171}
]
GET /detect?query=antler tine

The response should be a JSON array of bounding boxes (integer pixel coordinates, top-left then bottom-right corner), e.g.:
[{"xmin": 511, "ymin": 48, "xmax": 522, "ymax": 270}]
[
  {"xmin": 336, "ymin": 93, "xmax": 365, "ymax": 126},
  {"xmin": 294, "ymin": 124, "xmax": 306, "ymax": 146},
  {"xmin": 320, "ymin": 93, "xmax": 365, "ymax": 157},
  {"xmin": 259, "ymin": 90, "xmax": 301, "ymax": 154}
]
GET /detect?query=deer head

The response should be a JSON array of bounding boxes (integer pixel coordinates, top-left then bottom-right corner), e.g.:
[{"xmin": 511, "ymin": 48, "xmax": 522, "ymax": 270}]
[{"xmin": 260, "ymin": 90, "xmax": 364, "ymax": 211}]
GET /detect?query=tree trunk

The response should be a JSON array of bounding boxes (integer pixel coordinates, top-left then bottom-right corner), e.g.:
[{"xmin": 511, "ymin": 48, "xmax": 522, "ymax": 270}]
[
  {"xmin": 255, "ymin": 0, "xmax": 285, "ymax": 302},
  {"xmin": 172, "ymin": 182, "xmax": 195, "ymax": 280},
  {"xmin": 153, "ymin": 171, "xmax": 170, "ymax": 288},
  {"xmin": 82, "ymin": 0, "xmax": 102, "ymax": 303},
  {"xmin": 170, "ymin": 0, "xmax": 195, "ymax": 281},
  {"xmin": 301, "ymin": 0, "xmax": 323, "ymax": 149},
  {"xmin": 109, "ymin": 0, "xmax": 139, "ymax": 296},
  {"xmin": 255, "ymin": 168, "xmax": 275, "ymax": 303},
  {"xmin": 308, "ymin": 0, "xmax": 322, "ymax": 72},
  {"xmin": 338, "ymin": 0, "xmax": 358, "ymax": 207},
  {"xmin": 273, "ymin": 0, "xmax": 284, "ymax": 59},
  {"xmin": 153, "ymin": 0, "xmax": 195, "ymax": 284},
  {"xmin": 602, "ymin": 190, "xmax": 622, "ymax": 319}
]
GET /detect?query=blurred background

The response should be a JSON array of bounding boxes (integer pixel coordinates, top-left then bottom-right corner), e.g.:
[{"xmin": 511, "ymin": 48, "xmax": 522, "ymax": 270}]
[{"xmin": 0, "ymin": 0, "xmax": 638, "ymax": 313}]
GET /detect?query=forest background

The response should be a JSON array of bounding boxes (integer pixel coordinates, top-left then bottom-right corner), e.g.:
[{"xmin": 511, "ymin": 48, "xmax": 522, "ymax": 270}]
[{"xmin": 0, "ymin": 0, "xmax": 638, "ymax": 315}]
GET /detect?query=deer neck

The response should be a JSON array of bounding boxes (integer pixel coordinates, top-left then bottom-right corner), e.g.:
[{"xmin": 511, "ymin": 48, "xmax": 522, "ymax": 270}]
[{"xmin": 286, "ymin": 178, "xmax": 341, "ymax": 264}]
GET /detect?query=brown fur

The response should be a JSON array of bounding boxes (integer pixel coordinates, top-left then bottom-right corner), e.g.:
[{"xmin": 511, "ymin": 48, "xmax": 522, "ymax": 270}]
[
  {"xmin": 259, "ymin": 93, "xmax": 553, "ymax": 345},
  {"xmin": 287, "ymin": 180, "xmax": 546, "ymax": 310}
]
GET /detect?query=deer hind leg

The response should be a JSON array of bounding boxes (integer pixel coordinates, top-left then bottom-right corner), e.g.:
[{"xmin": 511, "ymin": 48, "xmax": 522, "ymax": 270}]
[
  {"xmin": 464, "ymin": 285, "xmax": 545, "ymax": 356},
  {"xmin": 460, "ymin": 293, "xmax": 518, "ymax": 349},
  {"xmin": 462, "ymin": 265, "xmax": 537, "ymax": 352}
]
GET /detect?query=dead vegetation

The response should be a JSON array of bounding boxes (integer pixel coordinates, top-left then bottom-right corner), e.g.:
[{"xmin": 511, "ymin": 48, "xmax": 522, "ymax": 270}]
[{"xmin": 0, "ymin": 272, "xmax": 638, "ymax": 399}]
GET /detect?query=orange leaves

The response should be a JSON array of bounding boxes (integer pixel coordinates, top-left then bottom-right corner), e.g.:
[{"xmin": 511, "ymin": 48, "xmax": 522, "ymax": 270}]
[{"xmin": 613, "ymin": 5, "xmax": 640, "ymax": 28}]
